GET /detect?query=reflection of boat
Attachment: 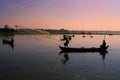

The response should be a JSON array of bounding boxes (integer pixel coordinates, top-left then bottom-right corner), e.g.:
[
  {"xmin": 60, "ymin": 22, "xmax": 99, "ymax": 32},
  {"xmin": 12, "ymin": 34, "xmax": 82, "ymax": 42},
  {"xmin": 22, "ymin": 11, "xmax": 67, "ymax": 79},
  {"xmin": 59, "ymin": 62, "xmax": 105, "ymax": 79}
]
[
  {"xmin": 59, "ymin": 45, "xmax": 108, "ymax": 53},
  {"xmin": 59, "ymin": 50, "xmax": 108, "ymax": 66},
  {"xmin": 2, "ymin": 38, "xmax": 14, "ymax": 48}
]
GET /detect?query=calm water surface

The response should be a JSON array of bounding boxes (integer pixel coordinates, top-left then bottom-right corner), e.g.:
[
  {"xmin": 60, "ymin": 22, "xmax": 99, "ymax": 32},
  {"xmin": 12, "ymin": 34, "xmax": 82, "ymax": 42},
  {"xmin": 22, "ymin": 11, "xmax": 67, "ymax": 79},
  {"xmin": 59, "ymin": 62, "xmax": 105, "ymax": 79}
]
[{"xmin": 0, "ymin": 34, "xmax": 120, "ymax": 80}]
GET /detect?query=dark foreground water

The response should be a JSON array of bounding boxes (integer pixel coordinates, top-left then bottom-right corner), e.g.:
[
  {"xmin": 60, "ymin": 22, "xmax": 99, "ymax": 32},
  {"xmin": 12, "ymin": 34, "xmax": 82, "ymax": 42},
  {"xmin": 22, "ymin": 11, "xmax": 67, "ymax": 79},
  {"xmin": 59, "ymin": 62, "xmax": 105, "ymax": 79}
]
[{"xmin": 0, "ymin": 34, "xmax": 120, "ymax": 80}]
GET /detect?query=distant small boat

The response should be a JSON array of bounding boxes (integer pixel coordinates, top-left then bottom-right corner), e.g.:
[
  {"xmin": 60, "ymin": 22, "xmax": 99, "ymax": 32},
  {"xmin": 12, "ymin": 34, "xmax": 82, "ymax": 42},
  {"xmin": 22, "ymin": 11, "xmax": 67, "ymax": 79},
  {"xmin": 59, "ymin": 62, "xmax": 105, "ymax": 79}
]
[
  {"xmin": 2, "ymin": 38, "xmax": 14, "ymax": 48},
  {"xmin": 59, "ymin": 45, "xmax": 108, "ymax": 53},
  {"xmin": 82, "ymin": 35, "xmax": 86, "ymax": 38},
  {"xmin": 90, "ymin": 36, "xmax": 93, "ymax": 38}
]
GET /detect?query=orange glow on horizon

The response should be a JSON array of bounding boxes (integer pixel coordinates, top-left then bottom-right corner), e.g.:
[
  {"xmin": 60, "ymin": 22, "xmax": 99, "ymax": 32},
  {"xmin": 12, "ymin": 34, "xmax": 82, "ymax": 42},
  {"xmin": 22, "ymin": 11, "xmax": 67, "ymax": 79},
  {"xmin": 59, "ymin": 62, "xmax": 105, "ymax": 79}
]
[{"xmin": 1, "ymin": 0, "xmax": 120, "ymax": 31}]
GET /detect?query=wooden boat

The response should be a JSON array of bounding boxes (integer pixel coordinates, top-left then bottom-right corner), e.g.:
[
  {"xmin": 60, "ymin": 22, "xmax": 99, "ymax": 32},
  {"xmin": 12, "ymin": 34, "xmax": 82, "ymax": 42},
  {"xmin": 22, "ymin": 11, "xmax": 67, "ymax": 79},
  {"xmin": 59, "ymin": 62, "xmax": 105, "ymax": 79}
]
[
  {"xmin": 2, "ymin": 38, "xmax": 14, "ymax": 48},
  {"xmin": 59, "ymin": 45, "xmax": 108, "ymax": 53},
  {"xmin": 2, "ymin": 39, "xmax": 13, "ymax": 44}
]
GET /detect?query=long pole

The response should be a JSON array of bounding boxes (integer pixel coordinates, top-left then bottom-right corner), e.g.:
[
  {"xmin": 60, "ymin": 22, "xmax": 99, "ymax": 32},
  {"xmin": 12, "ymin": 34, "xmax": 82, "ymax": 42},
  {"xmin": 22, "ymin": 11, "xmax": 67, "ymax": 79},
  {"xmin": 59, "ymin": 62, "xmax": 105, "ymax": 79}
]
[{"xmin": 103, "ymin": 34, "xmax": 106, "ymax": 40}]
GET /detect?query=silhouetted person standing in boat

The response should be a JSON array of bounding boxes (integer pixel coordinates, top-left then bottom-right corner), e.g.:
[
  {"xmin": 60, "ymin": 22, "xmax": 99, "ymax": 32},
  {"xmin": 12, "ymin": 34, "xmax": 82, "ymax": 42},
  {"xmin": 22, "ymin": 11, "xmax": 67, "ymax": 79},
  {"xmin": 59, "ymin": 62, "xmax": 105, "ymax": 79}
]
[
  {"xmin": 62, "ymin": 35, "xmax": 73, "ymax": 47},
  {"xmin": 61, "ymin": 35, "xmax": 67, "ymax": 41},
  {"xmin": 68, "ymin": 36, "xmax": 72, "ymax": 40},
  {"xmin": 63, "ymin": 35, "xmax": 67, "ymax": 40},
  {"xmin": 64, "ymin": 39, "xmax": 69, "ymax": 47},
  {"xmin": 61, "ymin": 35, "xmax": 69, "ymax": 47}
]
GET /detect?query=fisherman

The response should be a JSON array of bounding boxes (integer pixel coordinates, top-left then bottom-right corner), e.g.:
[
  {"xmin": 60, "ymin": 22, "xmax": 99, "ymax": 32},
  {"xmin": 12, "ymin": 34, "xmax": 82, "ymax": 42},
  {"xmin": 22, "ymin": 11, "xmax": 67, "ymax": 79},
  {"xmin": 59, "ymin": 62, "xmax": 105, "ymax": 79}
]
[
  {"xmin": 64, "ymin": 39, "xmax": 69, "ymax": 47},
  {"xmin": 62, "ymin": 35, "xmax": 74, "ymax": 47},
  {"xmin": 61, "ymin": 35, "xmax": 67, "ymax": 41},
  {"xmin": 102, "ymin": 40, "xmax": 106, "ymax": 48},
  {"xmin": 63, "ymin": 35, "xmax": 67, "ymax": 40},
  {"xmin": 68, "ymin": 36, "xmax": 72, "ymax": 40}
]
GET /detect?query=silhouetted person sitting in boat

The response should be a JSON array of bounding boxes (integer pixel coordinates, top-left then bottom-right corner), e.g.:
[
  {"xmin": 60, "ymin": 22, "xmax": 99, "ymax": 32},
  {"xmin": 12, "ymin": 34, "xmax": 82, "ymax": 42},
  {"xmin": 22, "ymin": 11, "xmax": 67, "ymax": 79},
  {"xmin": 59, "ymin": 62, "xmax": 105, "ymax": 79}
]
[
  {"xmin": 102, "ymin": 40, "xmax": 106, "ymax": 47},
  {"xmin": 100, "ymin": 40, "xmax": 109, "ymax": 49}
]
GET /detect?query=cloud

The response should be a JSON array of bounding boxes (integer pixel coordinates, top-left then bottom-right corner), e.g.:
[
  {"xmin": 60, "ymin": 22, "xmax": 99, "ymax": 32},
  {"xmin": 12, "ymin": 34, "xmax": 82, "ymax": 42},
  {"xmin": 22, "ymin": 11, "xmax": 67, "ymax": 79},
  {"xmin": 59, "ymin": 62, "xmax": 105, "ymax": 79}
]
[{"xmin": 19, "ymin": 0, "xmax": 32, "ymax": 4}]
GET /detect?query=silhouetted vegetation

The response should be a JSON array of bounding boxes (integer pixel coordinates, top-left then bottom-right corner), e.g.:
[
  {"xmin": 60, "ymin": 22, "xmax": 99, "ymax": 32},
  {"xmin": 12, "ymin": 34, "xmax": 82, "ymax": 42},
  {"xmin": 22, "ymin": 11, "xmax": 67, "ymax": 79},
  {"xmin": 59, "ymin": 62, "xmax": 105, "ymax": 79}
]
[
  {"xmin": 0, "ymin": 25, "xmax": 15, "ymax": 33},
  {"xmin": 0, "ymin": 25, "xmax": 49, "ymax": 35},
  {"xmin": 1, "ymin": 24, "xmax": 120, "ymax": 35}
]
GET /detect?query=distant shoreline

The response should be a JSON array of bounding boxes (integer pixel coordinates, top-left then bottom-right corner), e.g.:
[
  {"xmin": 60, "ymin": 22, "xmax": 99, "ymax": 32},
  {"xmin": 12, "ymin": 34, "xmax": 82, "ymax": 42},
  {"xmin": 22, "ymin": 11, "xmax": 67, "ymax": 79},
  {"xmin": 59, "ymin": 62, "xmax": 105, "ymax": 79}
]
[
  {"xmin": 1, "ymin": 29, "xmax": 120, "ymax": 35},
  {"xmin": 0, "ymin": 28, "xmax": 50, "ymax": 35},
  {"xmin": 0, "ymin": 32, "xmax": 119, "ymax": 35}
]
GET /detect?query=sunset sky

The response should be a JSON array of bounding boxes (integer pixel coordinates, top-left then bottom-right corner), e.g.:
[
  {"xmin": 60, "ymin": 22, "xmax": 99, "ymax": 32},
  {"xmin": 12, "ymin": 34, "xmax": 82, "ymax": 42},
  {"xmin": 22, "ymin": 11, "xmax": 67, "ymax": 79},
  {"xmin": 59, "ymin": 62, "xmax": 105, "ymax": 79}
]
[{"xmin": 1, "ymin": 0, "xmax": 120, "ymax": 30}]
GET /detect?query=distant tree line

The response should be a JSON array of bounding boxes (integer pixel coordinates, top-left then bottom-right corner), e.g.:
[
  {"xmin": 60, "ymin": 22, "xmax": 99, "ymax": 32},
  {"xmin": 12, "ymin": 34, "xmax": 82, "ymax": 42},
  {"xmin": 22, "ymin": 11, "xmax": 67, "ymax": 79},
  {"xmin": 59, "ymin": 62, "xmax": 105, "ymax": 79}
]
[{"xmin": 0, "ymin": 25, "xmax": 15, "ymax": 33}]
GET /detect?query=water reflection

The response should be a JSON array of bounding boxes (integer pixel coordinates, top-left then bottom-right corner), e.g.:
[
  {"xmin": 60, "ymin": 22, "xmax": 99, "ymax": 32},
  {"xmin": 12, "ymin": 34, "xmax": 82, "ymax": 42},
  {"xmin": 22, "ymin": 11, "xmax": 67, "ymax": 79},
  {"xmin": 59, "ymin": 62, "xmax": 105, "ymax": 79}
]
[
  {"xmin": 59, "ymin": 52, "xmax": 69, "ymax": 65},
  {"xmin": 1, "ymin": 34, "xmax": 120, "ymax": 80},
  {"xmin": 2, "ymin": 38, "xmax": 14, "ymax": 49},
  {"xmin": 100, "ymin": 51, "xmax": 108, "ymax": 67},
  {"xmin": 59, "ymin": 51, "xmax": 108, "ymax": 65},
  {"xmin": 1, "ymin": 34, "xmax": 14, "ymax": 49}
]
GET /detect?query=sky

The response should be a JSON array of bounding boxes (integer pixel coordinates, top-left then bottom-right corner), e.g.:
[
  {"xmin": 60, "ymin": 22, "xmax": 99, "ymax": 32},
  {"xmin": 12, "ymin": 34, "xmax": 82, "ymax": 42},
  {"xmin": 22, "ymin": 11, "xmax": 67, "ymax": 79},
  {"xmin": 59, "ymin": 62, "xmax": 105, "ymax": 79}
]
[{"xmin": 0, "ymin": 0, "xmax": 120, "ymax": 30}]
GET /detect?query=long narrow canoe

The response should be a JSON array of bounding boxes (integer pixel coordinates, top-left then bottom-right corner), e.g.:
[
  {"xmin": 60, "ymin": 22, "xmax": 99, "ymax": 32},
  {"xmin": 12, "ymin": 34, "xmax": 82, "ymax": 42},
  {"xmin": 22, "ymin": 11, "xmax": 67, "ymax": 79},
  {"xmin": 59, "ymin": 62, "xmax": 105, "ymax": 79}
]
[
  {"xmin": 2, "ymin": 39, "xmax": 13, "ymax": 44},
  {"xmin": 59, "ymin": 45, "xmax": 108, "ymax": 53},
  {"xmin": 2, "ymin": 39, "xmax": 14, "ymax": 48}
]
